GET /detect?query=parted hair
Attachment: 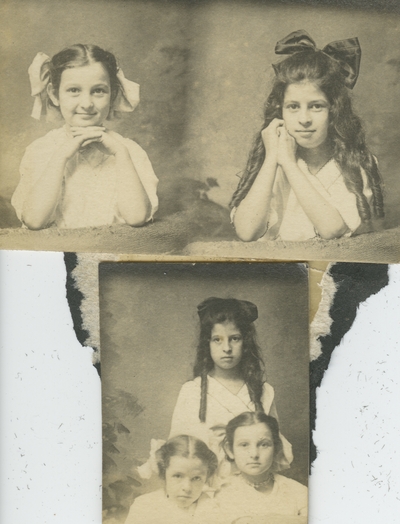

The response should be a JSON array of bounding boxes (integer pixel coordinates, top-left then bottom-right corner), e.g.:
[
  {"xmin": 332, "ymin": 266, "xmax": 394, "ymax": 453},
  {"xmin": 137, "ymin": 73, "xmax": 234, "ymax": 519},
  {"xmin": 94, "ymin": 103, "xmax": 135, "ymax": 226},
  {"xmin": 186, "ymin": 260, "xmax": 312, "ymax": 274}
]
[
  {"xmin": 230, "ymin": 50, "xmax": 384, "ymax": 224},
  {"xmin": 156, "ymin": 435, "xmax": 218, "ymax": 480},
  {"xmin": 224, "ymin": 412, "xmax": 283, "ymax": 471},
  {"xmin": 193, "ymin": 298, "xmax": 266, "ymax": 423},
  {"xmin": 47, "ymin": 44, "xmax": 120, "ymax": 108}
]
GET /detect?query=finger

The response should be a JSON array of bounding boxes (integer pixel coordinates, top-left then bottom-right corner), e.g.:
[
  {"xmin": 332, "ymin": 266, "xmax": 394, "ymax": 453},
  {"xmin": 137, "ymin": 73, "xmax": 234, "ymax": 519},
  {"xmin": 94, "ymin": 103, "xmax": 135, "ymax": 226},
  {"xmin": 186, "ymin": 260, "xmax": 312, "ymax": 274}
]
[{"xmin": 80, "ymin": 138, "xmax": 101, "ymax": 148}]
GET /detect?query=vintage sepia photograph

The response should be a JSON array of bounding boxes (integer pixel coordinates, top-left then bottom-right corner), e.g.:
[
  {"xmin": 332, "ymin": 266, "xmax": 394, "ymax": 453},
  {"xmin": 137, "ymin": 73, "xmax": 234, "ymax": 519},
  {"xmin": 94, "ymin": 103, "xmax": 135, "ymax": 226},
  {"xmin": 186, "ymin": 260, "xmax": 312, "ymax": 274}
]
[
  {"xmin": 99, "ymin": 262, "xmax": 309, "ymax": 523},
  {"xmin": 0, "ymin": 0, "xmax": 399, "ymax": 261}
]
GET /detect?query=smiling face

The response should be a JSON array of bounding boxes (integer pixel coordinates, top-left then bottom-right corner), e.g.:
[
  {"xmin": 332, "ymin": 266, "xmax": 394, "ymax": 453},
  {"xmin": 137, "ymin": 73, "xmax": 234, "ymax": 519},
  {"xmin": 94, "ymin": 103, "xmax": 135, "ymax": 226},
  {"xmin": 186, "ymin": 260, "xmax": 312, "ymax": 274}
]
[
  {"xmin": 228, "ymin": 423, "xmax": 275, "ymax": 480},
  {"xmin": 282, "ymin": 81, "xmax": 330, "ymax": 150},
  {"xmin": 49, "ymin": 62, "xmax": 111, "ymax": 127},
  {"xmin": 209, "ymin": 321, "xmax": 243, "ymax": 373},
  {"xmin": 165, "ymin": 456, "xmax": 208, "ymax": 509}
]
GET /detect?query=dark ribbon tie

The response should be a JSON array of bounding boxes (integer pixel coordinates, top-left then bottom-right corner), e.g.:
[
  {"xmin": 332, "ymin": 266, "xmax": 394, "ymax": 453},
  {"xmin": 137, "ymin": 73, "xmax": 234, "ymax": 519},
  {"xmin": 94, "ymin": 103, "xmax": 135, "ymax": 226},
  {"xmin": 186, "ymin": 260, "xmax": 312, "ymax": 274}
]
[{"xmin": 274, "ymin": 29, "xmax": 361, "ymax": 89}]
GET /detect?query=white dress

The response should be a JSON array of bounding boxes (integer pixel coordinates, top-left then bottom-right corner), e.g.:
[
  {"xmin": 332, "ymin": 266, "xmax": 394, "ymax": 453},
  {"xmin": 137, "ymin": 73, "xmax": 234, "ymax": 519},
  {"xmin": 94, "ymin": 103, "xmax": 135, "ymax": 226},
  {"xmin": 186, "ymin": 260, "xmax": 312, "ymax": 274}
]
[
  {"xmin": 12, "ymin": 126, "xmax": 159, "ymax": 228},
  {"xmin": 215, "ymin": 473, "xmax": 308, "ymax": 523},
  {"xmin": 232, "ymin": 158, "xmax": 373, "ymax": 241},
  {"xmin": 169, "ymin": 376, "xmax": 293, "ymax": 471},
  {"xmin": 124, "ymin": 489, "xmax": 219, "ymax": 524}
]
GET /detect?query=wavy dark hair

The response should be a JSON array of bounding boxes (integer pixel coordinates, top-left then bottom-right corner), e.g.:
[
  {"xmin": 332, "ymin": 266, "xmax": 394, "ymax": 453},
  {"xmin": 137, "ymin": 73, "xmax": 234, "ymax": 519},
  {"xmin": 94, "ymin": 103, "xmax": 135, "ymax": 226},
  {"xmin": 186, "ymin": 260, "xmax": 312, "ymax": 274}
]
[
  {"xmin": 223, "ymin": 412, "xmax": 283, "ymax": 472},
  {"xmin": 230, "ymin": 50, "xmax": 384, "ymax": 224},
  {"xmin": 156, "ymin": 435, "xmax": 218, "ymax": 480},
  {"xmin": 47, "ymin": 44, "xmax": 120, "ymax": 114},
  {"xmin": 193, "ymin": 298, "xmax": 265, "ymax": 423}
]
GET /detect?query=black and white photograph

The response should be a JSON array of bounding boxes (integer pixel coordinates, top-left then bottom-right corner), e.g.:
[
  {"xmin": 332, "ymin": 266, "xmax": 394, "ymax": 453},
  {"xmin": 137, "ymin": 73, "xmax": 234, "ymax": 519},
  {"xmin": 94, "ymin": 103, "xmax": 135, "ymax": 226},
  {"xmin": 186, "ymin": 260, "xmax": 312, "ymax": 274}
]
[
  {"xmin": 0, "ymin": 0, "xmax": 399, "ymax": 261},
  {"xmin": 99, "ymin": 262, "xmax": 309, "ymax": 523}
]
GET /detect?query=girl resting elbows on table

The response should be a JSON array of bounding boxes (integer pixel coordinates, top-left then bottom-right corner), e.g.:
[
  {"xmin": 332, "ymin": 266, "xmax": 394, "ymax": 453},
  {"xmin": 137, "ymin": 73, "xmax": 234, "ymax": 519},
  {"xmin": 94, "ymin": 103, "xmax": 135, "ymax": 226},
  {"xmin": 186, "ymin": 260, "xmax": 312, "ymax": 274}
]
[{"xmin": 12, "ymin": 44, "xmax": 158, "ymax": 230}]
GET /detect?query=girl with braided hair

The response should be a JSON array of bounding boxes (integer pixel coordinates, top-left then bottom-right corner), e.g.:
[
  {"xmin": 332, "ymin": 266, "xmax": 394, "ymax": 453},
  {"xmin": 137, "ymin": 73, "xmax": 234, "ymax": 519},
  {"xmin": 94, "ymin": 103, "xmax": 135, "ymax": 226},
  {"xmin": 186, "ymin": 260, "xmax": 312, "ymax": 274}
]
[
  {"xmin": 231, "ymin": 30, "xmax": 384, "ymax": 242},
  {"xmin": 169, "ymin": 297, "xmax": 292, "ymax": 477}
]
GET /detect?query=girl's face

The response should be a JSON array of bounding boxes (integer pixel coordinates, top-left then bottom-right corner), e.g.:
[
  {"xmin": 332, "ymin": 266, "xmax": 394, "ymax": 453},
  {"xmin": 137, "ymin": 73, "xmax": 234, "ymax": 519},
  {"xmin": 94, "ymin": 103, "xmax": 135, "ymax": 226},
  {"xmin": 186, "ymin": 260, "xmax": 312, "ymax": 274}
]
[
  {"xmin": 49, "ymin": 62, "xmax": 112, "ymax": 127},
  {"xmin": 209, "ymin": 321, "xmax": 243, "ymax": 372},
  {"xmin": 228, "ymin": 423, "xmax": 275, "ymax": 479},
  {"xmin": 282, "ymin": 81, "xmax": 330, "ymax": 150},
  {"xmin": 165, "ymin": 456, "xmax": 208, "ymax": 509}
]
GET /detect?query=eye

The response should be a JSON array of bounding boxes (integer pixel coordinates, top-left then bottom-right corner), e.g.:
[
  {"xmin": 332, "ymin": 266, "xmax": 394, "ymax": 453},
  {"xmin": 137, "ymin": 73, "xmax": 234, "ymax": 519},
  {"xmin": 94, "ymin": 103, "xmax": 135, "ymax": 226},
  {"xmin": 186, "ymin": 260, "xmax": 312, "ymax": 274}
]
[
  {"xmin": 173, "ymin": 473, "xmax": 183, "ymax": 479},
  {"xmin": 211, "ymin": 337, "xmax": 221, "ymax": 343},
  {"xmin": 93, "ymin": 87, "xmax": 108, "ymax": 95},
  {"xmin": 230, "ymin": 335, "xmax": 242, "ymax": 343},
  {"xmin": 238, "ymin": 442, "xmax": 249, "ymax": 447},
  {"xmin": 259, "ymin": 440, "xmax": 272, "ymax": 448},
  {"xmin": 310, "ymin": 103, "xmax": 328, "ymax": 111},
  {"xmin": 67, "ymin": 88, "xmax": 80, "ymax": 94},
  {"xmin": 285, "ymin": 103, "xmax": 299, "ymax": 111},
  {"xmin": 192, "ymin": 476, "xmax": 202, "ymax": 482}
]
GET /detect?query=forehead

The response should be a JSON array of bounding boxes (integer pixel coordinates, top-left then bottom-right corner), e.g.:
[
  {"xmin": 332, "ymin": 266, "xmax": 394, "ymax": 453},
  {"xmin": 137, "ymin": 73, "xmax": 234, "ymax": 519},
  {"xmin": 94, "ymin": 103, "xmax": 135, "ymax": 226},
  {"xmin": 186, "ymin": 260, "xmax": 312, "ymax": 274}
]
[
  {"xmin": 284, "ymin": 81, "xmax": 328, "ymax": 102},
  {"xmin": 60, "ymin": 62, "xmax": 110, "ymax": 85},
  {"xmin": 211, "ymin": 321, "xmax": 240, "ymax": 335},
  {"xmin": 234, "ymin": 422, "xmax": 273, "ymax": 441},
  {"xmin": 167, "ymin": 456, "xmax": 207, "ymax": 474}
]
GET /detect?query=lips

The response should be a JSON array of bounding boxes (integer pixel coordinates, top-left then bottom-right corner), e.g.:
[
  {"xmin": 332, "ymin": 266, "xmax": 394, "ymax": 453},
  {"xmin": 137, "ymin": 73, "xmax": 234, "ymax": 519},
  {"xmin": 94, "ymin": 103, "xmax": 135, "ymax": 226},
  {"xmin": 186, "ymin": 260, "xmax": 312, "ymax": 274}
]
[{"xmin": 296, "ymin": 130, "xmax": 315, "ymax": 137}]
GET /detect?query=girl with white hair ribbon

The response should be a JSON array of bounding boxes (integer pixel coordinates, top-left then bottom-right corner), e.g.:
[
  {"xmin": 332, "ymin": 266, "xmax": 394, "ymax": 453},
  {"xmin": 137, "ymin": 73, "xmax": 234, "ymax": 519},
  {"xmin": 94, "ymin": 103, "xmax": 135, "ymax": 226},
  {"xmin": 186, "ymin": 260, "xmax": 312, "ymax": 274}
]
[{"xmin": 12, "ymin": 44, "xmax": 158, "ymax": 229}]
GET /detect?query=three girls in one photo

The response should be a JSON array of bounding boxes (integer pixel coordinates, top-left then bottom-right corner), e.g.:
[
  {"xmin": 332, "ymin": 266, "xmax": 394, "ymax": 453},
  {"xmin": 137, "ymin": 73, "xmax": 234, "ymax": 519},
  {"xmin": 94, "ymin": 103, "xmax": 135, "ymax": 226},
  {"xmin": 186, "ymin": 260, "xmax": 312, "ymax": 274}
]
[{"xmin": 127, "ymin": 297, "xmax": 306, "ymax": 523}]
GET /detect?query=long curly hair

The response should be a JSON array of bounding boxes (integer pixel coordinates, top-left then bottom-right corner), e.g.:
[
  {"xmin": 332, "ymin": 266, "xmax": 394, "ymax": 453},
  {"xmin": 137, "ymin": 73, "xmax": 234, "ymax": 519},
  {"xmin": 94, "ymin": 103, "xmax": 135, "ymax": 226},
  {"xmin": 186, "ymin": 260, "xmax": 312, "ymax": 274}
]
[
  {"xmin": 193, "ymin": 298, "xmax": 266, "ymax": 423},
  {"xmin": 230, "ymin": 50, "xmax": 384, "ymax": 224}
]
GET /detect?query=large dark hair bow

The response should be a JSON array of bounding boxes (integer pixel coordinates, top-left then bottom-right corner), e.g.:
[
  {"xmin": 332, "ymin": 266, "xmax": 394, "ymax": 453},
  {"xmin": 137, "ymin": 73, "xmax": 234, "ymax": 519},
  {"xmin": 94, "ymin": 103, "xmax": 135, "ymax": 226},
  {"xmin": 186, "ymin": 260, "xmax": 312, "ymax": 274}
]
[
  {"xmin": 274, "ymin": 29, "xmax": 361, "ymax": 89},
  {"xmin": 197, "ymin": 297, "xmax": 258, "ymax": 323}
]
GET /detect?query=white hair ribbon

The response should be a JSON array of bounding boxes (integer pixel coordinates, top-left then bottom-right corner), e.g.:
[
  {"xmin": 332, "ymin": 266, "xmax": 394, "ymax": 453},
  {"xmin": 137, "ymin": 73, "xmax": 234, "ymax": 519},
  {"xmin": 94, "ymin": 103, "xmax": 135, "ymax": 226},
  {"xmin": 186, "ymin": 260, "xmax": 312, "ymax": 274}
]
[
  {"xmin": 28, "ymin": 52, "xmax": 51, "ymax": 120},
  {"xmin": 113, "ymin": 68, "xmax": 140, "ymax": 114}
]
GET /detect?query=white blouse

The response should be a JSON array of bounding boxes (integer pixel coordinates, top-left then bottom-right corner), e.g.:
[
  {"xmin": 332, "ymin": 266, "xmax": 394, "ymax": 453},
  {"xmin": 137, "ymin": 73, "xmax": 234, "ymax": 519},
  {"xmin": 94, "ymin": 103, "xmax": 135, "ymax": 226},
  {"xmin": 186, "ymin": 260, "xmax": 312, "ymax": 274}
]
[
  {"xmin": 124, "ymin": 489, "xmax": 219, "ymax": 524},
  {"xmin": 215, "ymin": 473, "xmax": 308, "ymax": 522},
  {"xmin": 232, "ymin": 158, "xmax": 373, "ymax": 241},
  {"xmin": 12, "ymin": 126, "xmax": 158, "ymax": 229}
]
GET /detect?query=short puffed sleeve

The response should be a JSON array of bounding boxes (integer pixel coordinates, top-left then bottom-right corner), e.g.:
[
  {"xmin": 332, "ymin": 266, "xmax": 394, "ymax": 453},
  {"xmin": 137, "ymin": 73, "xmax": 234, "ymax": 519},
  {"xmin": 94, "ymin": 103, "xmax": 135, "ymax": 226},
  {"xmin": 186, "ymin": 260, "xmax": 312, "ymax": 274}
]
[
  {"xmin": 119, "ymin": 137, "xmax": 159, "ymax": 220},
  {"xmin": 320, "ymin": 162, "xmax": 372, "ymax": 234},
  {"xmin": 11, "ymin": 129, "xmax": 64, "ymax": 222}
]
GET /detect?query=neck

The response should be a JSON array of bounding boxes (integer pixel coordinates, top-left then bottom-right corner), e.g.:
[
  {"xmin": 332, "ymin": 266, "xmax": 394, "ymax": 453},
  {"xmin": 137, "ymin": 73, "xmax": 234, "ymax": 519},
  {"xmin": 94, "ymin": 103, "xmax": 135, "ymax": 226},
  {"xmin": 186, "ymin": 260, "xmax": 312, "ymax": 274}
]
[
  {"xmin": 298, "ymin": 141, "xmax": 333, "ymax": 170},
  {"xmin": 209, "ymin": 367, "xmax": 242, "ymax": 381},
  {"xmin": 240, "ymin": 470, "xmax": 274, "ymax": 490}
]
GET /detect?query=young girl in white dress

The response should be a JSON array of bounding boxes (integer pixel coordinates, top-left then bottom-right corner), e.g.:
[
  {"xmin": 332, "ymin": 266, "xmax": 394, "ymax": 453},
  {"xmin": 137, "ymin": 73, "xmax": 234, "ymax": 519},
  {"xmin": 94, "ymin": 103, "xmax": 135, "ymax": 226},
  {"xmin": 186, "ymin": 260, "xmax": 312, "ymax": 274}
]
[
  {"xmin": 169, "ymin": 297, "xmax": 292, "ymax": 476},
  {"xmin": 231, "ymin": 30, "xmax": 384, "ymax": 242},
  {"xmin": 12, "ymin": 44, "xmax": 158, "ymax": 229},
  {"xmin": 125, "ymin": 435, "xmax": 219, "ymax": 524},
  {"xmin": 216, "ymin": 412, "xmax": 307, "ymax": 524}
]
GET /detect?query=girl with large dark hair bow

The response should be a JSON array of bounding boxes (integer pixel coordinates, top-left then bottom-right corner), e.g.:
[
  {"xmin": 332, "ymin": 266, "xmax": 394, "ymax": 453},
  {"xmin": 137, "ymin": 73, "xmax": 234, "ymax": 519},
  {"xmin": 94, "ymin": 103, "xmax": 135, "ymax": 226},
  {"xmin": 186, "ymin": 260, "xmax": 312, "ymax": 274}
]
[{"xmin": 231, "ymin": 30, "xmax": 384, "ymax": 242}]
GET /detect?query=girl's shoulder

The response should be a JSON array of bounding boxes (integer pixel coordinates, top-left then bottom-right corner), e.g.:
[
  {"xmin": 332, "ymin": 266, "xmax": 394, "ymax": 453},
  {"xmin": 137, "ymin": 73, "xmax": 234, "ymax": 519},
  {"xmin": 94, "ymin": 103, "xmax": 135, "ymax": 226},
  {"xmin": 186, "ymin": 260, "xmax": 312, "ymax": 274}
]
[
  {"xmin": 108, "ymin": 130, "xmax": 149, "ymax": 157},
  {"xmin": 133, "ymin": 488, "xmax": 166, "ymax": 505},
  {"xmin": 273, "ymin": 474, "xmax": 307, "ymax": 495},
  {"xmin": 179, "ymin": 376, "xmax": 201, "ymax": 392},
  {"xmin": 25, "ymin": 127, "xmax": 66, "ymax": 152}
]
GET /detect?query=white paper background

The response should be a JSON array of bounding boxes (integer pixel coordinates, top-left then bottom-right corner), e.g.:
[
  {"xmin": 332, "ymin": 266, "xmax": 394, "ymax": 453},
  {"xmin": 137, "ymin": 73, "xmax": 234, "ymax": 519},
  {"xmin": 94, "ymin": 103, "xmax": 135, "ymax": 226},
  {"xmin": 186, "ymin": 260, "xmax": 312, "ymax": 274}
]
[{"xmin": 0, "ymin": 251, "xmax": 399, "ymax": 523}]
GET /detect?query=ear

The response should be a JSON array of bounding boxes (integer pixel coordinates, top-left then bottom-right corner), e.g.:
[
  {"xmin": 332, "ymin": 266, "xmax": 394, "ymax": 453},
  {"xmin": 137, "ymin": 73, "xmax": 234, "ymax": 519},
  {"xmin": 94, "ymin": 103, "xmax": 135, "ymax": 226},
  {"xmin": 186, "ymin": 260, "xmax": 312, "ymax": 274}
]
[
  {"xmin": 47, "ymin": 83, "xmax": 60, "ymax": 107},
  {"xmin": 223, "ymin": 442, "xmax": 235, "ymax": 461}
]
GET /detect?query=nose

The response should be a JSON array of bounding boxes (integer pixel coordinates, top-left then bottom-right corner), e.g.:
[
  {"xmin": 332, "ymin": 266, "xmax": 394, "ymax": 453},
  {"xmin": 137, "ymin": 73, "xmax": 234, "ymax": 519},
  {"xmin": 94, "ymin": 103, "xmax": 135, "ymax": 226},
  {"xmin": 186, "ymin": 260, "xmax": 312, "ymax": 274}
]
[
  {"xmin": 79, "ymin": 92, "xmax": 94, "ymax": 110},
  {"xmin": 181, "ymin": 478, "xmax": 192, "ymax": 493},
  {"xmin": 222, "ymin": 339, "xmax": 232, "ymax": 353},
  {"xmin": 298, "ymin": 107, "xmax": 312, "ymax": 127},
  {"xmin": 249, "ymin": 445, "xmax": 259, "ymax": 459}
]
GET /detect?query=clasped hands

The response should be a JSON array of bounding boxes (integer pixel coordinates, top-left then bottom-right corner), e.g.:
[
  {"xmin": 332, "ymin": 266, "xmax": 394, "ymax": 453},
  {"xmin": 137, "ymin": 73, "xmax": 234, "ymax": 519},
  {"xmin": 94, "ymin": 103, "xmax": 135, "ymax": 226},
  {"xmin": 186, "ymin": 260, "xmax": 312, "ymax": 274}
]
[
  {"xmin": 261, "ymin": 119, "xmax": 297, "ymax": 167},
  {"xmin": 61, "ymin": 126, "xmax": 126, "ymax": 160}
]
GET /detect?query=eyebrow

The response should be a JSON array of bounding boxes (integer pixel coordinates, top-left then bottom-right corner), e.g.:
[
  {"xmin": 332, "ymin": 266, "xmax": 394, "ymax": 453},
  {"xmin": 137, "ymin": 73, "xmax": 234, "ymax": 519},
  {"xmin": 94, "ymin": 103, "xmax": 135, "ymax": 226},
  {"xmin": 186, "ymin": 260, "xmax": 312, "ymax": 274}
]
[{"xmin": 284, "ymin": 99, "xmax": 328, "ymax": 104}]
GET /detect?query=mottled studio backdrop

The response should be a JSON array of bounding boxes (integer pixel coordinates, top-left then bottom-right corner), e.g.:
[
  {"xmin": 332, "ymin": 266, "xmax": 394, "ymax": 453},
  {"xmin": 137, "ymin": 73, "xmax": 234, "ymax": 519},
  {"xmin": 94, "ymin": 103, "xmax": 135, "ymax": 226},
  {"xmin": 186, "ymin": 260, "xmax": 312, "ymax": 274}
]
[
  {"xmin": 99, "ymin": 262, "xmax": 308, "ymax": 520},
  {"xmin": 1, "ymin": 0, "xmax": 399, "ymax": 229}
]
